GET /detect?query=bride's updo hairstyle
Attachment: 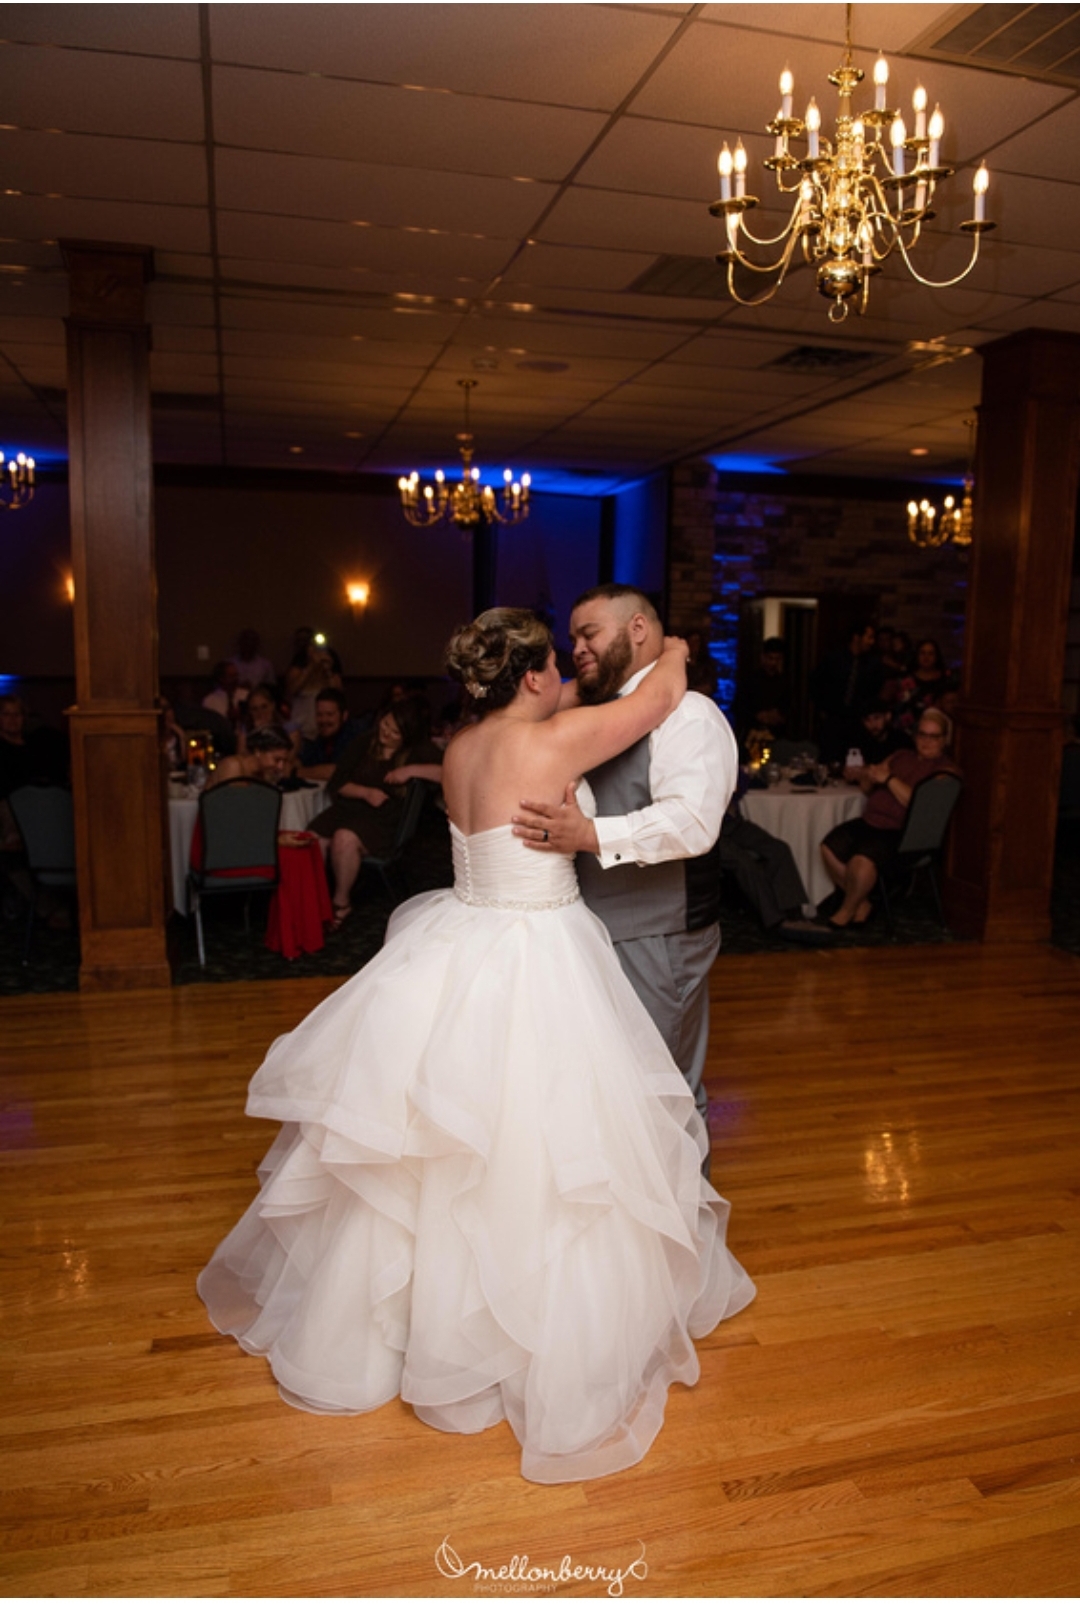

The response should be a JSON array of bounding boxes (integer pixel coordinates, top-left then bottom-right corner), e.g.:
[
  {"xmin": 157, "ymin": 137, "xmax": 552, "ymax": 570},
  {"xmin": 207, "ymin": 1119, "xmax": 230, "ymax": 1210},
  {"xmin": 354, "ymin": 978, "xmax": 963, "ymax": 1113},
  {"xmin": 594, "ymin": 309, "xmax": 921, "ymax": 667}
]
[{"xmin": 446, "ymin": 608, "xmax": 553, "ymax": 712}]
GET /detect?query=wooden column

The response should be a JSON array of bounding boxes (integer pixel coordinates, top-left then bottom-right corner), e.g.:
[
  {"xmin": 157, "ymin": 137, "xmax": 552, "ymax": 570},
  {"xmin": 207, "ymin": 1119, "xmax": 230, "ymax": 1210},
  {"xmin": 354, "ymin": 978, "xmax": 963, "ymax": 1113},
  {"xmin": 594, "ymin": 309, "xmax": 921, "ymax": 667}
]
[
  {"xmin": 944, "ymin": 329, "xmax": 1080, "ymax": 941},
  {"xmin": 63, "ymin": 241, "xmax": 171, "ymax": 989}
]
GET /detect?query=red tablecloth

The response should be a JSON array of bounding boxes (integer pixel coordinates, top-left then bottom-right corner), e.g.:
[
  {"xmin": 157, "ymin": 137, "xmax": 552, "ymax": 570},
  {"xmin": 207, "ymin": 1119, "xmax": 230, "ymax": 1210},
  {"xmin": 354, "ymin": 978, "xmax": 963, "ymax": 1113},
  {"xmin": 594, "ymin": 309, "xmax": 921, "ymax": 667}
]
[{"xmin": 266, "ymin": 833, "xmax": 332, "ymax": 959}]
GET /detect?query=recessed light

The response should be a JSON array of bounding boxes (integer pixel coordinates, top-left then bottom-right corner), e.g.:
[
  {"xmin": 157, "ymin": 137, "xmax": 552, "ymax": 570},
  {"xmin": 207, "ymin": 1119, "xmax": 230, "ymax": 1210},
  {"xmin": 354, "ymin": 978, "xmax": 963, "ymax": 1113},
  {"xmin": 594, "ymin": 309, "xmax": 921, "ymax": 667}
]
[
  {"xmin": 288, "ymin": 445, "xmax": 304, "ymax": 455},
  {"xmin": 343, "ymin": 431, "xmax": 363, "ymax": 439},
  {"xmin": 909, "ymin": 447, "xmax": 929, "ymax": 457}
]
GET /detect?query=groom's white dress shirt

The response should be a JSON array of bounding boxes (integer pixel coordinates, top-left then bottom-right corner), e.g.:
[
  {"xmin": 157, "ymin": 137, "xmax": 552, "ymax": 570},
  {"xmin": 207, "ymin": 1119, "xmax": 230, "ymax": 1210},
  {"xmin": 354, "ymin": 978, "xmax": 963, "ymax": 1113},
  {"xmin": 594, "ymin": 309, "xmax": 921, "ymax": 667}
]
[{"xmin": 576, "ymin": 661, "xmax": 739, "ymax": 869}]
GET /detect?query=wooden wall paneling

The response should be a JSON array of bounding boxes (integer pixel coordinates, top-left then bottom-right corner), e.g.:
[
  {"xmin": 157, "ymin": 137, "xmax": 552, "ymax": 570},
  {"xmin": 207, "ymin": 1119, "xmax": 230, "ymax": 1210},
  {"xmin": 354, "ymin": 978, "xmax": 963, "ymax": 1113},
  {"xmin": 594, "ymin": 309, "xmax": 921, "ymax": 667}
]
[
  {"xmin": 62, "ymin": 241, "xmax": 171, "ymax": 990},
  {"xmin": 945, "ymin": 329, "xmax": 1080, "ymax": 942}
]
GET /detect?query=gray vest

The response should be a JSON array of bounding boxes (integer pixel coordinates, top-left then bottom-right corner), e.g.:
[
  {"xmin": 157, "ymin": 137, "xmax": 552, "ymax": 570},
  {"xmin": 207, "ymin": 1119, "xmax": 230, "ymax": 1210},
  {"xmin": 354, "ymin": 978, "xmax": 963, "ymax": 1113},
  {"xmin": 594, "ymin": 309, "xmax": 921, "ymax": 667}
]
[{"xmin": 576, "ymin": 735, "xmax": 721, "ymax": 942}]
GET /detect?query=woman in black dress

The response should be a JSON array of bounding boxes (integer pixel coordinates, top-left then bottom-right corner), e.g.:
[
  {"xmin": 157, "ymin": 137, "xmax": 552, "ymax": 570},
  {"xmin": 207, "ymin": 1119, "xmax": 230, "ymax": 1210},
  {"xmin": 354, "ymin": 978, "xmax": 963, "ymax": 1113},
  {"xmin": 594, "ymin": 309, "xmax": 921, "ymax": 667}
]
[{"xmin": 310, "ymin": 695, "xmax": 442, "ymax": 927}]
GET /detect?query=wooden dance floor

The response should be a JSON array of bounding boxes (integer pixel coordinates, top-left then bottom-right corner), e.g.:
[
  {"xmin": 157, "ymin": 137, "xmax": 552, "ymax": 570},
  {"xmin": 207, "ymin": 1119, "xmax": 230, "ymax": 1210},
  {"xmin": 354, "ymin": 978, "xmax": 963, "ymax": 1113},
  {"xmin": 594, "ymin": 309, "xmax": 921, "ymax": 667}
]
[{"xmin": 2, "ymin": 941, "xmax": 1079, "ymax": 1597}]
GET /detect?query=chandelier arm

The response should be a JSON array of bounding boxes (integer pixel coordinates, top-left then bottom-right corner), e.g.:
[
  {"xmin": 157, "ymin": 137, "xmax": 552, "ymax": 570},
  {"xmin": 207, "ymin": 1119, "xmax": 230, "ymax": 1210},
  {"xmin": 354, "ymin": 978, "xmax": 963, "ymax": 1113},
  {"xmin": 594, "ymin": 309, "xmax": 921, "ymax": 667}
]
[
  {"xmin": 893, "ymin": 228, "xmax": 984, "ymax": 289},
  {"xmin": 722, "ymin": 230, "xmax": 801, "ymax": 306},
  {"xmin": 735, "ymin": 213, "xmax": 803, "ymax": 250}
]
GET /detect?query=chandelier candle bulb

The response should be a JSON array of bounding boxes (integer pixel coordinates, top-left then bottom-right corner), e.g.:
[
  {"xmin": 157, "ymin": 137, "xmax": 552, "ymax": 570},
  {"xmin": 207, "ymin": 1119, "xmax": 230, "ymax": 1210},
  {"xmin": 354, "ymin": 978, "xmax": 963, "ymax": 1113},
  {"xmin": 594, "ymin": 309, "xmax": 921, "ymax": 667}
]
[
  {"xmin": 774, "ymin": 114, "xmax": 785, "ymax": 158},
  {"xmin": 780, "ymin": 68, "xmax": 793, "ymax": 119},
  {"xmin": 734, "ymin": 141, "xmax": 747, "ymax": 197},
  {"xmin": 873, "ymin": 54, "xmax": 889, "ymax": 112},
  {"xmin": 718, "ymin": 143, "xmax": 733, "ymax": 201},
  {"xmin": 806, "ymin": 99, "xmax": 820, "ymax": 159},
  {"xmin": 891, "ymin": 116, "xmax": 906, "ymax": 176},
  {"xmin": 973, "ymin": 163, "xmax": 988, "ymax": 221},
  {"xmin": 928, "ymin": 105, "xmax": 943, "ymax": 169},
  {"xmin": 912, "ymin": 85, "xmax": 927, "ymax": 141}
]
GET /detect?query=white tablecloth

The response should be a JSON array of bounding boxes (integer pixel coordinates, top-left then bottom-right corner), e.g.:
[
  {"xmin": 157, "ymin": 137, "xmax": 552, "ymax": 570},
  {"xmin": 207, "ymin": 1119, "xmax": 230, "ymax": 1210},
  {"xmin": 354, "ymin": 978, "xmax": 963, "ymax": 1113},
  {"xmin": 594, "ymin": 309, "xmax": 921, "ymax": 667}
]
[
  {"xmin": 167, "ymin": 784, "xmax": 326, "ymax": 915},
  {"xmin": 739, "ymin": 780, "xmax": 866, "ymax": 909}
]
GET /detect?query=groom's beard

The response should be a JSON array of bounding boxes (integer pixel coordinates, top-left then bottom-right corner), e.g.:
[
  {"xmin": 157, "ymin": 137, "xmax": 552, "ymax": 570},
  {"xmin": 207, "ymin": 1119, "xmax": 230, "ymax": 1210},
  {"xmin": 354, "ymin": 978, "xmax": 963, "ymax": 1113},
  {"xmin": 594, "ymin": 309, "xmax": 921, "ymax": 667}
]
[{"xmin": 576, "ymin": 627, "xmax": 634, "ymax": 705}]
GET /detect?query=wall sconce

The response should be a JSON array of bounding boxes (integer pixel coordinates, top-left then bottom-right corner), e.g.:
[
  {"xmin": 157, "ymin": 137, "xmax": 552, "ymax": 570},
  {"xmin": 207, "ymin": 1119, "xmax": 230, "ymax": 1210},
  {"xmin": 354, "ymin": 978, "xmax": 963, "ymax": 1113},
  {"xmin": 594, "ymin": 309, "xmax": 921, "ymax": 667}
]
[
  {"xmin": 346, "ymin": 581, "xmax": 371, "ymax": 614},
  {"xmin": 63, "ymin": 572, "xmax": 75, "ymax": 603}
]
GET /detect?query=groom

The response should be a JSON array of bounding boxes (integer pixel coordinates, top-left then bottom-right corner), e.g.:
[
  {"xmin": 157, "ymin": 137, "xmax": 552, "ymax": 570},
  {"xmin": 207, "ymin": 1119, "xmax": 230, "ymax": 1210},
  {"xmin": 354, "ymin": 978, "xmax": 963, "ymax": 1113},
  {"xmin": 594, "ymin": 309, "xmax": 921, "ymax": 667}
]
[{"xmin": 512, "ymin": 584, "xmax": 738, "ymax": 1149}]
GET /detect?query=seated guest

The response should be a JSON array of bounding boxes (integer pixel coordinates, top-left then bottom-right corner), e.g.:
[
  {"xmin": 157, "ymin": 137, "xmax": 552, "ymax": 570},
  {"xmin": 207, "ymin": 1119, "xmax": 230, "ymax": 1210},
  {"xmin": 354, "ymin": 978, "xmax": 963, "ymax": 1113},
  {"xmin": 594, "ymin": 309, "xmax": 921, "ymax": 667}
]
[
  {"xmin": 0, "ymin": 693, "xmax": 71, "ymax": 925},
  {"xmin": 840, "ymin": 701, "xmax": 911, "ymax": 775},
  {"xmin": 207, "ymin": 726, "xmax": 294, "ymax": 789},
  {"xmin": 171, "ymin": 681, "xmax": 235, "ymax": 758},
  {"xmin": 230, "ymin": 628, "xmax": 276, "ymax": 691},
  {"xmin": 310, "ymin": 695, "xmax": 443, "ymax": 930},
  {"xmin": 0, "ymin": 693, "xmax": 69, "ymax": 801},
  {"xmin": 202, "ymin": 660, "xmax": 249, "ymax": 729},
  {"xmin": 297, "ymin": 688, "xmax": 363, "ymax": 781},
  {"xmin": 239, "ymin": 683, "xmax": 299, "ymax": 759},
  {"xmin": 893, "ymin": 637, "xmax": 957, "ymax": 736},
  {"xmin": 157, "ymin": 697, "xmax": 189, "ymax": 772},
  {"xmin": 819, "ymin": 706, "xmax": 960, "ymax": 929}
]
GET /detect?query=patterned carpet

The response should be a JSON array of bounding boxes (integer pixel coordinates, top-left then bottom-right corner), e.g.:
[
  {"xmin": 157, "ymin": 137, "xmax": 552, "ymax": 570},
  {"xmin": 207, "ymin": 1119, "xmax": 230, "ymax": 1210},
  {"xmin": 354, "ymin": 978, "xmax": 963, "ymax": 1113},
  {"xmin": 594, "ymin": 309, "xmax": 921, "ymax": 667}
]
[{"xmin": 3, "ymin": 817, "xmax": 1078, "ymax": 995}]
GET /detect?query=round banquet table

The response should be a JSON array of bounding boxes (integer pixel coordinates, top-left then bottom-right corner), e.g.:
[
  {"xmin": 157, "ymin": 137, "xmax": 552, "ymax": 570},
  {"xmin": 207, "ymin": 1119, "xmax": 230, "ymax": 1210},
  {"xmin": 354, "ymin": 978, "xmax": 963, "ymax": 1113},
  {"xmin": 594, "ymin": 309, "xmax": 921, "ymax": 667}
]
[
  {"xmin": 738, "ymin": 779, "xmax": 866, "ymax": 910},
  {"xmin": 168, "ymin": 783, "xmax": 326, "ymax": 915}
]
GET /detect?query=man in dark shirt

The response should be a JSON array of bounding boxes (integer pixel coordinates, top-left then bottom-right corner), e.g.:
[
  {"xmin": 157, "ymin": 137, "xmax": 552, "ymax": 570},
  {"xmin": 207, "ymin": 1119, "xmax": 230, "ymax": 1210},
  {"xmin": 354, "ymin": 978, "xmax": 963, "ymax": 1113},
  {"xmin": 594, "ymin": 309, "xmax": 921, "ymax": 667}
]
[
  {"xmin": 297, "ymin": 688, "xmax": 364, "ymax": 782},
  {"xmin": 840, "ymin": 702, "xmax": 911, "ymax": 773},
  {"xmin": 811, "ymin": 622, "xmax": 885, "ymax": 763},
  {"xmin": 733, "ymin": 636, "xmax": 793, "ymax": 747}
]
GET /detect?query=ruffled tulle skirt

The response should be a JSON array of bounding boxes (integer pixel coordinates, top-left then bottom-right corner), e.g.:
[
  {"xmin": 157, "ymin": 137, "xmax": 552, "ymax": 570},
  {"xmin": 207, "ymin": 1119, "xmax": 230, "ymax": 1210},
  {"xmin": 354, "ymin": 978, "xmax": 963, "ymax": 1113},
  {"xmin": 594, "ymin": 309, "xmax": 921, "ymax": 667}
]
[{"xmin": 198, "ymin": 884, "xmax": 755, "ymax": 1482}]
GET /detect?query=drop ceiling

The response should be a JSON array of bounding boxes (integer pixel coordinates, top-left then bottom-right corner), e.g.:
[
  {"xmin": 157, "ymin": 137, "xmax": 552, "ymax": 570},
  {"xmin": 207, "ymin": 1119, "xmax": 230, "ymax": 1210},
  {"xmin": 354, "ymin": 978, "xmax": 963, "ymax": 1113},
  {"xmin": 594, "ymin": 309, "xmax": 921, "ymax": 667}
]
[{"xmin": 1, "ymin": 2, "xmax": 1079, "ymax": 494}]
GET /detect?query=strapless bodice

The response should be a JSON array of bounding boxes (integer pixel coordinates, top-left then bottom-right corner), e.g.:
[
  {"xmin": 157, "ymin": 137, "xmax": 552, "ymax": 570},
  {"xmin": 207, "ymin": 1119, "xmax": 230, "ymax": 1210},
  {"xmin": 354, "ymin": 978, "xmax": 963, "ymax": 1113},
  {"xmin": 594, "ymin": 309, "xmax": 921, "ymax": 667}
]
[{"xmin": 451, "ymin": 823, "xmax": 579, "ymax": 909}]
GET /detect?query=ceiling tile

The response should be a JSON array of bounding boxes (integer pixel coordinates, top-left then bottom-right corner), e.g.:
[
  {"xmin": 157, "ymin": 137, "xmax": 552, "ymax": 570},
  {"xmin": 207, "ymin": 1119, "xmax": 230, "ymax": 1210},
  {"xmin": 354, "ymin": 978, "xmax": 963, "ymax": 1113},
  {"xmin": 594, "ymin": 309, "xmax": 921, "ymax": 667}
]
[
  {"xmin": 1, "ymin": 42, "xmax": 205, "ymax": 139},
  {"xmin": 0, "ymin": 5, "xmax": 200, "ymax": 56},
  {"xmin": 0, "ymin": 129, "xmax": 207, "ymax": 206},
  {"xmin": 211, "ymin": 66, "xmax": 607, "ymax": 180},
  {"xmin": 208, "ymin": 3, "xmax": 682, "ymax": 111}
]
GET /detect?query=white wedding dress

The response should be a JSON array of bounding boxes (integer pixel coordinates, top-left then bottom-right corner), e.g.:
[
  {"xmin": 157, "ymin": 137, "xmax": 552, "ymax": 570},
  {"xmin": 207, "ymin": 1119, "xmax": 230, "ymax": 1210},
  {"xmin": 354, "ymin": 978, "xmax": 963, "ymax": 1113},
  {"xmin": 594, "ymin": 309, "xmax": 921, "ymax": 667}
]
[{"xmin": 198, "ymin": 823, "xmax": 756, "ymax": 1483}]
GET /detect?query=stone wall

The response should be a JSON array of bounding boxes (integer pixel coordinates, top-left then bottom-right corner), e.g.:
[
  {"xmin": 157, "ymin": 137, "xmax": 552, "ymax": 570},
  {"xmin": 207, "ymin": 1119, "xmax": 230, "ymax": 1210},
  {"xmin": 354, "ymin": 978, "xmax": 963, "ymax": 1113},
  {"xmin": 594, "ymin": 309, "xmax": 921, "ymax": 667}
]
[{"xmin": 669, "ymin": 461, "xmax": 971, "ymax": 709}]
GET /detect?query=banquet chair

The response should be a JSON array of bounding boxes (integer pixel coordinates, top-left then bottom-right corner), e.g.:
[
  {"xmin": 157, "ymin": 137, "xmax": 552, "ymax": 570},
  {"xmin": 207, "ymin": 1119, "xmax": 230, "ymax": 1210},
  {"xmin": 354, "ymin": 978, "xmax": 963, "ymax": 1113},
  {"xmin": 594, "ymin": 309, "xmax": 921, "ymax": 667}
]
[
  {"xmin": 187, "ymin": 778, "xmax": 281, "ymax": 966},
  {"xmin": 360, "ymin": 778, "xmax": 434, "ymax": 903},
  {"xmin": 877, "ymin": 772, "xmax": 963, "ymax": 932},
  {"xmin": 7, "ymin": 784, "xmax": 77, "ymax": 964}
]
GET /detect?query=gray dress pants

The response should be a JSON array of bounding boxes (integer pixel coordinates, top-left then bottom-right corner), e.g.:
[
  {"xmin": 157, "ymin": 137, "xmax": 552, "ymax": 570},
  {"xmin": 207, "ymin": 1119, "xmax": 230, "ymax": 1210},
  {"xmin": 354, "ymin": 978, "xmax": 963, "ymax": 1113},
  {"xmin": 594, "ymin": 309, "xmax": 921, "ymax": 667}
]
[{"xmin": 610, "ymin": 924, "xmax": 720, "ymax": 1137}]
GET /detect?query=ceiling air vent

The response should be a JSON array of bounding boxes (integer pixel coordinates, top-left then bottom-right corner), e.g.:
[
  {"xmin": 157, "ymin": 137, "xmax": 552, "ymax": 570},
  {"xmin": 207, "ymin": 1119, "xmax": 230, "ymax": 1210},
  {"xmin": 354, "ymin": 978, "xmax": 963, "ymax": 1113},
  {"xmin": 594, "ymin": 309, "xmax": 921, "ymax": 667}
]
[
  {"xmin": 913, "ymin": 4, "xmax": 1080, "ymax": 88},
  {"xmin": 765, "ymin": 346, "xmax": 885, "ymax": 375}
]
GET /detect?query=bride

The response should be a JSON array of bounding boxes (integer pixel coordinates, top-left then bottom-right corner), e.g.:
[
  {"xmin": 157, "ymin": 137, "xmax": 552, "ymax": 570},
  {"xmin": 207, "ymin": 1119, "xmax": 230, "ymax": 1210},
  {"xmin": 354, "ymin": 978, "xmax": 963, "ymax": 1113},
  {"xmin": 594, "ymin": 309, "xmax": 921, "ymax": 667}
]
[{"xmin": 198, "ymin": 608, "xmax": 755, "ymax": 1484}]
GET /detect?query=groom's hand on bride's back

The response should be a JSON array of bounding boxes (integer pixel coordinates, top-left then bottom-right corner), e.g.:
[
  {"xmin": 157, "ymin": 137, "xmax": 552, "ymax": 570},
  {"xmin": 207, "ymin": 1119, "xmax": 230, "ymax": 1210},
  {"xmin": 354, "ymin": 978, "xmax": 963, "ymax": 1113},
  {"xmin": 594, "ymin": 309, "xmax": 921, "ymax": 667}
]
[{"xmin": 512, "ymin": 782, "xmax": 599, "ymax": 855}]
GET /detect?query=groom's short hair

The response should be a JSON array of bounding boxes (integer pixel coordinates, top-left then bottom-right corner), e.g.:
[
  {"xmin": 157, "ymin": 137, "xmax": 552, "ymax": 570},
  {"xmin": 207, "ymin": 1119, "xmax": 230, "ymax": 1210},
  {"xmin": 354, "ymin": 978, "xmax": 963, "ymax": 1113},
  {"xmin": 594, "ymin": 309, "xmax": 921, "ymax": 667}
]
[{"xmin": 572, "ymin": 583, "xmax": 661, "ymax": 624}]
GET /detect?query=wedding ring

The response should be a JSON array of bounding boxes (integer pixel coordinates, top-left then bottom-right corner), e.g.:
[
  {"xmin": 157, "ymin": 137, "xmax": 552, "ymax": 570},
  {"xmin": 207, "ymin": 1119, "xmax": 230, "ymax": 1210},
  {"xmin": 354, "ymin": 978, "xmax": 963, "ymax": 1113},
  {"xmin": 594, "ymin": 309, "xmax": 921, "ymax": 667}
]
[{"xmin": 542, "ymin": 830, "xmax": 549, "ymax": 842}]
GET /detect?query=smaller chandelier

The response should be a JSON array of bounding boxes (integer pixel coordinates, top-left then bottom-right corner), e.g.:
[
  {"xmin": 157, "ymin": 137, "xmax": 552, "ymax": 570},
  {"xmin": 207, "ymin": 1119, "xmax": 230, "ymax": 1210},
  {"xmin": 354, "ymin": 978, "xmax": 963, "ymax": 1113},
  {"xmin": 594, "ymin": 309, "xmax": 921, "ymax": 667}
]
[
  {"xmin": 907, "ymin": 419, "xmax": 975, "ymax": 549},
  {"xmin": 0, "ymin": 449, "xmax": 35, "ymax": 511},
  {"xmin": 709, "ymin": 3, "xmax": 994, "ymax": 322},
  {"xmin": 398, "ymin": 380, "xmax": 531, "ymax": 529}
]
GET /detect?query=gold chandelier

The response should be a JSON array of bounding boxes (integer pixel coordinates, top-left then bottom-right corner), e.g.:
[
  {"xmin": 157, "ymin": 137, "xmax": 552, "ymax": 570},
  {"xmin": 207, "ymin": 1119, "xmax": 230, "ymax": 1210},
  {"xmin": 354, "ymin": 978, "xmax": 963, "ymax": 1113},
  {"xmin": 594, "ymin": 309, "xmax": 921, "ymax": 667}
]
[
  {"xmin": 907, "ymin": 419, "xmax": 975, "ymax": 549},
  {"xmin": 398, "ymin": 380, "xmax": 531, "ymax": 529},
  {"xmin": 709, "ymin": 4, "xmax": 993, "ymax": 322},
  {"xmin": 0, "ymin": 449, "xmax": 35, "ymax": 510}
]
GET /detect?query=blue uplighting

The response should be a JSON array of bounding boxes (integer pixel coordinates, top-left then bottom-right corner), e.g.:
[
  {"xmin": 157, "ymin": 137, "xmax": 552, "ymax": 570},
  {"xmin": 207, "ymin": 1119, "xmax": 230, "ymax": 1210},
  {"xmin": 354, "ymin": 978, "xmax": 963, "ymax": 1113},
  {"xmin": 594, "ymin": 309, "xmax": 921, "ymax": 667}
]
[
  {"xmin": 706, "ymin": 454, "xmax": 787, "ymax": 476},
  {"xmin": 0, "ymin": 675, "xmax": 22, "ymax": 695}
]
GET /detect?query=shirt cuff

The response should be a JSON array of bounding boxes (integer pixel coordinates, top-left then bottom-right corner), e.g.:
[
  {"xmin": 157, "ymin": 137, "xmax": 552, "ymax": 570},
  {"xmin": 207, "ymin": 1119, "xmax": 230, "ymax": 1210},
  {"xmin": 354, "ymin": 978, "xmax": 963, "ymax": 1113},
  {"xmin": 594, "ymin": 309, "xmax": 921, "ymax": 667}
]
[{"xmin": 593, "ymin": 814, "xmax": 635, "ymax": 870}]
